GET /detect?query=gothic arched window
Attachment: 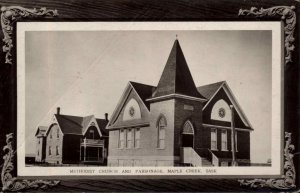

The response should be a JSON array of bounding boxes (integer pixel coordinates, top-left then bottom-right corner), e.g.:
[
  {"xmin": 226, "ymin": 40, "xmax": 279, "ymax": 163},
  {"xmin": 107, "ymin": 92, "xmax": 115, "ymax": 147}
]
[{"xmin": 157, "ymin": 116, "xmax": 167, "ymax": 149}]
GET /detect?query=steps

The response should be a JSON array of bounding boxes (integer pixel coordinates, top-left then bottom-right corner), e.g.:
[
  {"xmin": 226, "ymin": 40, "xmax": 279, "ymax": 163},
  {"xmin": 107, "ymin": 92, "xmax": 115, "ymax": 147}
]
[{"xmin": 180, "ymin": 147, "xmax": 213, "ymax": 167}]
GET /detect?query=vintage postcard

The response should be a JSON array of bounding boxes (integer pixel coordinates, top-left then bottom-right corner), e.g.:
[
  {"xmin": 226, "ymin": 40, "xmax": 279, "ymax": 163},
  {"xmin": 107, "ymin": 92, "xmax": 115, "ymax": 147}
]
[{"xmin": 17, "ymin": 22, "xmax": 283, "ymax": 177}]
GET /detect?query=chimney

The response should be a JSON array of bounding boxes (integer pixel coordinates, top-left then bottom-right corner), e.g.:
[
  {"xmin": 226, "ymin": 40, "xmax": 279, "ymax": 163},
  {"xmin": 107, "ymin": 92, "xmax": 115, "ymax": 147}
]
[
  {"xmin": 57, "ymin": 107, "xmax": 60, "ymax": 115},
  {"xmin": 105, "ymin": 113, "xmax": 108, "ymax": 121}
]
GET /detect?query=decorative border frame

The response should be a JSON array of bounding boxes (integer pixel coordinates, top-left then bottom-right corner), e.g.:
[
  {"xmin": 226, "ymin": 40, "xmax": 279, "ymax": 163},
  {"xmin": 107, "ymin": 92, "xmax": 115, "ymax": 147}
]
[{"xmin": 0, "ymin": 4, "xmax": 297, "ymax": 192}]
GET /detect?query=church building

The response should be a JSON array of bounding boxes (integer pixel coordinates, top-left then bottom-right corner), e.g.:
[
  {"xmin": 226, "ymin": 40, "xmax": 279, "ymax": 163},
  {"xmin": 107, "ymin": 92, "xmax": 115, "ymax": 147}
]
[{"xmin": 106, "ymin": 39, "xmax": 253, "ymax": 167}]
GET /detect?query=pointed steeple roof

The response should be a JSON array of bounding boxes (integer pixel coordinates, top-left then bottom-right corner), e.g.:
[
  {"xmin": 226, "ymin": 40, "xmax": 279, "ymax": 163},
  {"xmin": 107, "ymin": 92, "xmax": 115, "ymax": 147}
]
[{"xmin": 152, "ymin": 40, "xmax": 205, "ymax": 99}]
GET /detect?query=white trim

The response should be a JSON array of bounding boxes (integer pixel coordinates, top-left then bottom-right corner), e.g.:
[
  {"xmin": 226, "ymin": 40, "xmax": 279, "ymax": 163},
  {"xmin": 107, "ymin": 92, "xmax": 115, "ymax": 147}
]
[
  {"xmin": 129, "ymin": 82, "xmax": 151, "ymax": 113},
  {"xmin": 202, "ymin": 123, "xmax": 252, "ymax": 132},
  {"xmin": 82, "ymin": 116, "xmax": 103, "ymax": 137},
  {"xmin": 202, "ymin": 81, "xmax": 253, "ymax": 129},
  {"xmin": 146, "ymin": 93, "xmax": 207, "ymax": 102},
  {"xmin": 107, "ymin": 122, "xmax": 150, "ymax": 130},
  {"xmin": 222, "ymin": 82, "xmax": 253, "ymax": 128},
  {"xmin": 107, "ymin": 82, "xmax": 151, "ymax": 129},
  {"xmin": 107, "ymin": 82, "xmax": 132, "ymax": 127},
  {"xmin": 44, "ymin": 115, "xmax": 65, "ymax": 137},
  {"xmin": 203, "ymin": 81, "xmax": 225, "ymax": 110}
]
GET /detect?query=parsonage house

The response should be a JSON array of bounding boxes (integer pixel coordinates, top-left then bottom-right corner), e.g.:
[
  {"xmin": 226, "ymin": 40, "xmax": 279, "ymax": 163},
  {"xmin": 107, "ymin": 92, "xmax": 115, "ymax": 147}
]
[
  {"xmin": 35, "ymin": 108, "xmax": 109, "ymax": 165},
  {"xmin": 106, "ymin": 40, "xmax": 253, "ymax": 167}
]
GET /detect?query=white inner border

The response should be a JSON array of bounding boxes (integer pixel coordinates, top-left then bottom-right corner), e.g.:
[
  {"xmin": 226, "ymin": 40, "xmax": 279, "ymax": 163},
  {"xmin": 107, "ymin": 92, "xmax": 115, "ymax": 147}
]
[{"xmin": 17, "ymin": 22, "xmax": 283, "ymax": 177}]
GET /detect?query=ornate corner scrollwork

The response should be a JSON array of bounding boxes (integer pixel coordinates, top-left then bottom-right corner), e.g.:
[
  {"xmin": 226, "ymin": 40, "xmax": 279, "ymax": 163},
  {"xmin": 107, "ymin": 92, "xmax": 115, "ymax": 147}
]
[
  {"xmin": 1, "ymin": 133, "xmax": 60, "ymax": 191},
  {"xmin": 239, "ymin": 6, "xmax": 296, "ymax": 65},
  {"xmin": 238, "ymin": 132, "xmax": 296, "ymax": 190},
  {"xmin": 1, "ymin": 6, "xmax": 58, "ymax": 64}
]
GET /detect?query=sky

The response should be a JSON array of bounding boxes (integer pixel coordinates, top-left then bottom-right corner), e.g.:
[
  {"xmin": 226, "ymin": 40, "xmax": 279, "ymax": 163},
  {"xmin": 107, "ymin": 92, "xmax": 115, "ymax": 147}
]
[{"xmin": 25, "ymin": 30, "xmax": 272, "ymax": 163}]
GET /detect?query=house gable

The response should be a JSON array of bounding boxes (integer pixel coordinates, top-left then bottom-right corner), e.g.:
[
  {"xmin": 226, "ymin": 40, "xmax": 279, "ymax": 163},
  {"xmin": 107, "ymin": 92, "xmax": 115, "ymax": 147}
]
[
  {"xmin": 45, "ymin": 115, "xmax": 65, "ymax": 137},
  {"xmin": 82, "ymin": 116, "xmax": 103, "ymax": 137},
  {"xmin": 107, "ymin": 82, "xmax": 150, "ymax": 129},
  {"xmin": 202, "ymin": 83, "xmax": 253, "ymax": 130}
]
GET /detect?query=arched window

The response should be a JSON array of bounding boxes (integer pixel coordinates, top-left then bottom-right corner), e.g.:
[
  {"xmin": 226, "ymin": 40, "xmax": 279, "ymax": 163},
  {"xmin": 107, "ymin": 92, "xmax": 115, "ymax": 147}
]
[
  {"xmin": 182, "ymin": 121, "xmax": 194, "ymax": 135},
  {"xmin": 157, "ymin": 116, "xmax": 167, "ymax": 149}
]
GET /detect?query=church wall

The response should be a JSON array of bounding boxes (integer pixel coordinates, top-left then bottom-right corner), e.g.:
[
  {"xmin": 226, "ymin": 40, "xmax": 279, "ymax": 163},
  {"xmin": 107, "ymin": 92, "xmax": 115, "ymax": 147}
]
[
  {"xmin": 107, "ymin": 99, "xmax": 176, "ymax": 166},
  {"xmin": 111, "ymin": 89, "xmax": 150, "ymax": 128},
  {"xmin": 203, "ymin": 88, "xmax": 249, "ymax": 129},
  {"xmin": 173, "ymin": 98, "xmax": 203, "ymax": 160}
]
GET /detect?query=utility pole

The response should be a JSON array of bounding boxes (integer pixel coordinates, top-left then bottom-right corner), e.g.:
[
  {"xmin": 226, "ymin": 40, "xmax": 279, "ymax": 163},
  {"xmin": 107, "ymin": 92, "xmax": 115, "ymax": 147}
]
[{"xmin": 230, "ymin": 105, "xmax": 237, "ymax": 166}]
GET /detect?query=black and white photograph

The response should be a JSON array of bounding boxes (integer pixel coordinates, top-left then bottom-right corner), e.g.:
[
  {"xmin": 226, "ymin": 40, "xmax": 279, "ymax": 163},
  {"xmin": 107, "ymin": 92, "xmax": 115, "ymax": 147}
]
[
  {"xmin": 17, "ymin": 22, "xmax": 282, "ymax": 176},
  {"xmin": 0, "ymin": 0, "xmax": 299, "ymax": 192}
]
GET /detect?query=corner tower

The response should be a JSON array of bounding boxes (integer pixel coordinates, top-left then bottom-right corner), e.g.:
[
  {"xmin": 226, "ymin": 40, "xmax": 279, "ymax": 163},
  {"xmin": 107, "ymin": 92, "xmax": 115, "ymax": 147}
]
[{"xmin": 147, "ymin": 40, "xmax": 206, "ymax": 166}]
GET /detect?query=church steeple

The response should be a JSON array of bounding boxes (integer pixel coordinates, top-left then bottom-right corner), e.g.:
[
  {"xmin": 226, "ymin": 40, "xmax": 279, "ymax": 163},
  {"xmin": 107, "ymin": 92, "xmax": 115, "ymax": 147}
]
[{"xmin": 151, "ymin": 40, "xmax": 205, "ymax": 99}]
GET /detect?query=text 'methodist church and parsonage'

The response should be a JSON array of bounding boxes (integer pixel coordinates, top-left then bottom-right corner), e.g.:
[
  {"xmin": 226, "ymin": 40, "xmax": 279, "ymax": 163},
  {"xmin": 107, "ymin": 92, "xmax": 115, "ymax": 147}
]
[{"xmin": 35, "ymin": 39, "xmax": 253, "ymax": 167}]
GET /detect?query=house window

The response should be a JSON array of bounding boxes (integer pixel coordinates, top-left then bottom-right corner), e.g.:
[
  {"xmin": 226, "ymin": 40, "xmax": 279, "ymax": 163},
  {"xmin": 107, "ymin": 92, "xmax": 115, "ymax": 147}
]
[
  {"xmin": 50, "ymin": 130, "xmax": 52, "ymax": 139},
  {"xmin": 127, "ymin": 129, "xmax": 132, "ymax": 148},
  {"xmin": 89, "ymin": 130, "xmax": 95, "ymax": 139},
  {"xmin": 37, "ymin": 150, "xmax": 39, "ymax": 156},
  {"xmin": 38, "ymin": 138, "xmax": 40, "ymax": 144},
  {"xmin": 211, "ymin": 128, "xmax": 217, "ymax": 150},
  {"xmin": 49, "ymin": 146, "xmax": 51, "ymax": 155},
  {"xmin": 118, "ymin": 129, "xmax": 125, "ymax": 149},
  {"xmin": 56, "ymin": 146, "xmax": 59, "ymax": 155},
  {"xmin": 134, "ymin": 128, "xmax": 140, "ymax": 148},
  {"xmin": 57, "ymin": 128, "xmax": 59, "ymax": 138},
  {"xmin": 158, "ymin": 116, "xmax": 167, "ymax": 149},
  {"xmin": 221, "ymin": 129, "xmax": 227, "ymax": 151}
]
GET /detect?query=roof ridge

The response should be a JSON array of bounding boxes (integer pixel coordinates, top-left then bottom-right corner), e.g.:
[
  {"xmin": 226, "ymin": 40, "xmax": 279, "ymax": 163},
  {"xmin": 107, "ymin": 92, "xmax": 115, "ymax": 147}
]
[
  {"xmin": 197, "ymin": 80, "xmax": 225, "ymax": 88},
  {"xmin": 55, "ymin": 114, "xmax": 83, "ymax": 128},
  {"xmin": 129, "ymin": 81, "xmax": 156, "ymax": 88}
]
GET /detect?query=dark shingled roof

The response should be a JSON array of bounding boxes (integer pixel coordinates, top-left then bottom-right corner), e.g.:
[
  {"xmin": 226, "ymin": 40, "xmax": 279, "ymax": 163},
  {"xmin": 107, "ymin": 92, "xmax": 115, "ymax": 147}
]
[
  {"xmin": 35, "ymin": 126, "xmax": 47, "ymax": 137},
  {"xmin": 54, "ymin": 114, "xmax": 108, "ymax": 136},
  {"xmin": 55, "ymin": 114, "xmax": 83, "ymax": 135},
  {"xmin": 152, "ymin": 40, "xmax": 205, "ymax": 99},
  {"xmin": 128, "ymin": 80, "xmax": 226, "ymax": 110},
  {"xmin": 197, "ymin": 81, "xmax": 225, "ymax": 100},
  {"xmin": 130, "ymin": 81, "xmax": 156, "ymax": 110},
  {"xmin": 96, "ymin": 119, "xmax": 109, "ymax": 136}
]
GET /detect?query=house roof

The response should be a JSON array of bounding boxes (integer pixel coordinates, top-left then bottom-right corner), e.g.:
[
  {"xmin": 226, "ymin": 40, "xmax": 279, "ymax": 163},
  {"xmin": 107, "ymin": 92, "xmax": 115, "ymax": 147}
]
[
  {"xmin": 151, "ymin": 40, "xmax": 205, "ymax": 99},
  {"xmin": 53, "ymin": 114, "xmax": 108, "ymax": 136},
  {"xmin": 35, "ymin": 126, "xmax": 47, "ymax": 137},
  {"xmin": 197, "ymin": 81, "xmax": 225, "ymax": 100},
  {"xmin": 130, "ymin": 81, "xmax": 156, "ymax": 110},
  {"xmin": 96, "ymin": 118, "xmax": 109, "ymax": 136}
]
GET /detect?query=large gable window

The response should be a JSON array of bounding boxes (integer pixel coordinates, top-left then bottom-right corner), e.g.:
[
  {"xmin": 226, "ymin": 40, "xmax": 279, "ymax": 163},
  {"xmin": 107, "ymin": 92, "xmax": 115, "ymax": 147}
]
[
  {"xmin": 118, "ymin": 129, "xmax": 125, "ymax": 149},
  {"xmin": 211, "ymin": 128, "xmax": 217, "ymax": 150},
  {"xmin": 157, "ymin": 116, "xmax": 167, "ymax": 149},
  {"xmin": 221, "ymin": 129, "xmax": 227, "ymax": 151},
  {"xmin": 134, "ymin": 128, "xmax": 140, "ymax": 148},
  {"xmin": 127, "ymin": 129, "xmax": 133, "ymax": 148}
]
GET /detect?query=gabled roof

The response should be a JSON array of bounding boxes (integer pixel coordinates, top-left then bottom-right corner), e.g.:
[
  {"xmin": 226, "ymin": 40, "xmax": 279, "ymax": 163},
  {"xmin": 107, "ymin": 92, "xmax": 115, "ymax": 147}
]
[
  {"xmin": 96, "ymin": 118, "xmax": 109, "ymax": 136},
  {"xmin": 130, "ymin": 81, "xmax": 156, "ymax": 110},
  {"xmin": 54, "ymin": 114, "xmax": 83, "ymax": 135},
  {"xmin": 52, "ymin": 114, "xmax": 108, "ymax": 136},
  {"xmin": 198, "ymin": 81, "xmax": 253, "ymax": 129},
  {"xmin": 35, "ymin": 126, "xmax": 47, "ymax": 137},
  {"xmin": 197, "ymin": 81, "xmax": 225, "ymax": 100},
  {"xmin": 151, "ymin": 40, "xmax": 205, "ymax": 99}
]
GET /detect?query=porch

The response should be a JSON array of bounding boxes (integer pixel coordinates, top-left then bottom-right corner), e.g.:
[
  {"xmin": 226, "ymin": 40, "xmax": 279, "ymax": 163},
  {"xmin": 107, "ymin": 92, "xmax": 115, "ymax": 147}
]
[{"xmin": 80, "ymin": 138, "xmax": 106, "ymax": 164}]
